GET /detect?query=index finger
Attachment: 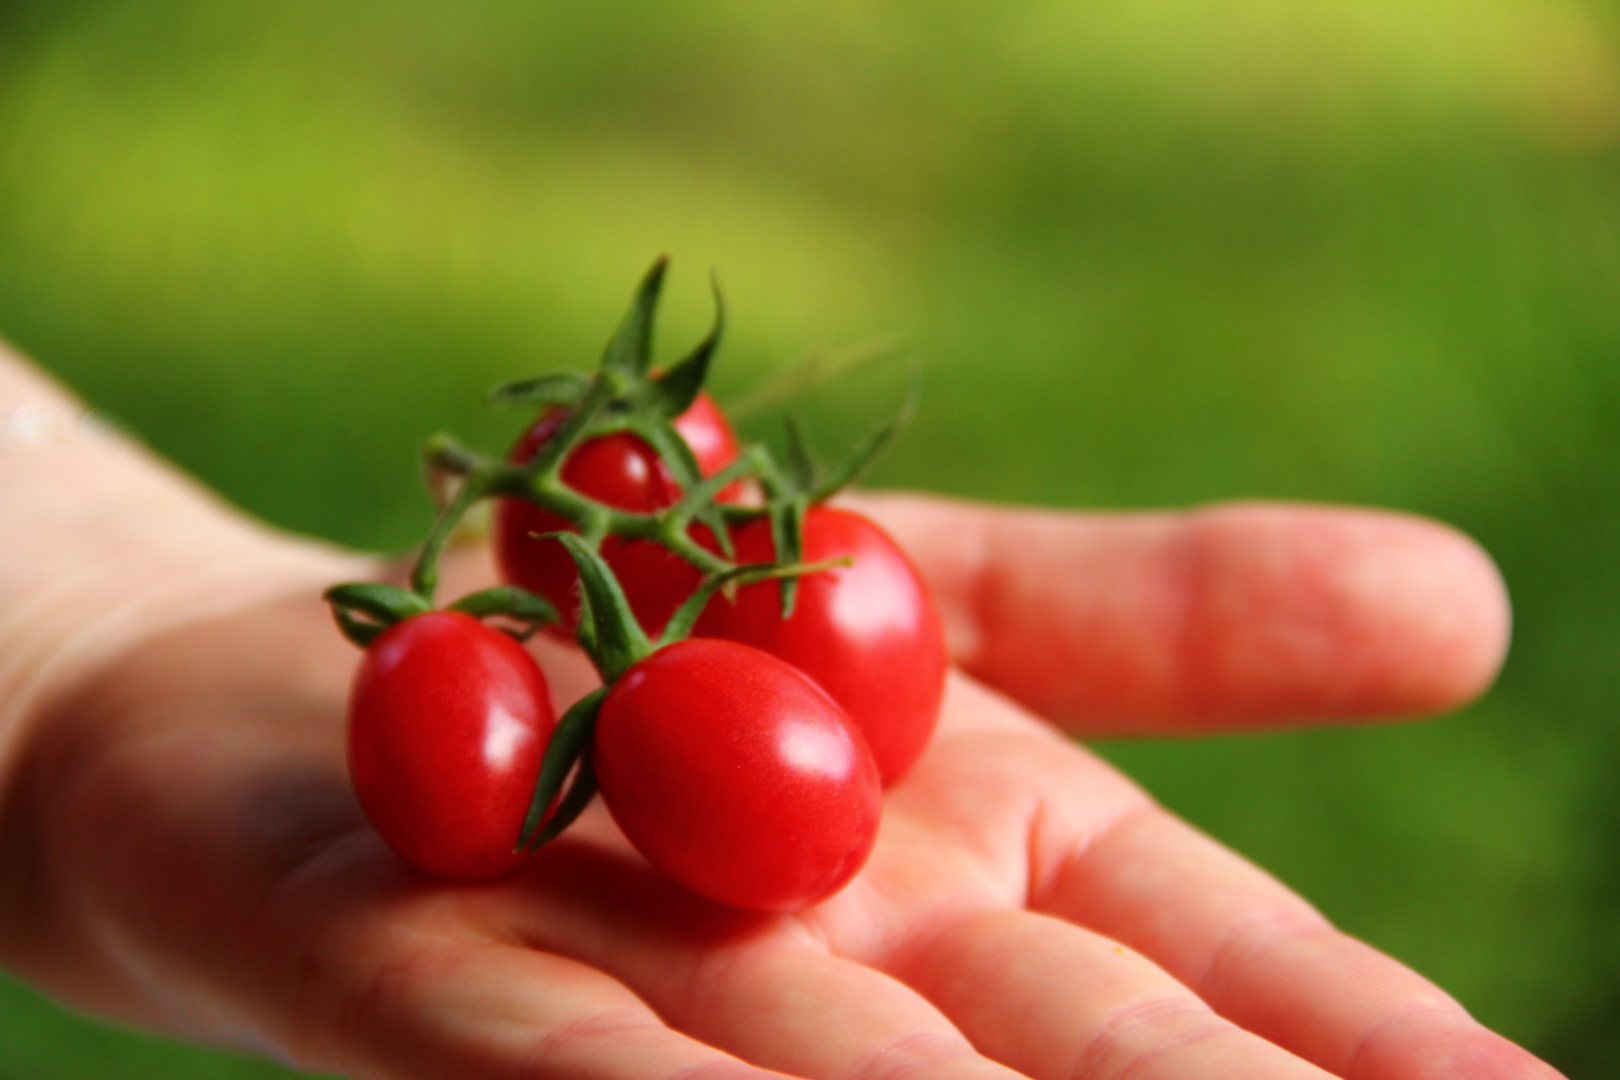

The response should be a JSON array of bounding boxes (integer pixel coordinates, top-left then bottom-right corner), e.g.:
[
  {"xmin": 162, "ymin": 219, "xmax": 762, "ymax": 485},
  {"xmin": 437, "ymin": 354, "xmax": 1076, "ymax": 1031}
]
[{"xmin": 845, "ymin": 493, "xmax": 1510, "ymax": 734}]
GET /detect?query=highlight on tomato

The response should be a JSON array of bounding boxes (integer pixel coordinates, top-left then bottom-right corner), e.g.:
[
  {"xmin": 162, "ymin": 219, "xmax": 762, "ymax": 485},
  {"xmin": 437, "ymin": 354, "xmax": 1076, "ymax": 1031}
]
[{"xmin": 593, "ymin": 638, "xmax": 883, "ymax": 913}]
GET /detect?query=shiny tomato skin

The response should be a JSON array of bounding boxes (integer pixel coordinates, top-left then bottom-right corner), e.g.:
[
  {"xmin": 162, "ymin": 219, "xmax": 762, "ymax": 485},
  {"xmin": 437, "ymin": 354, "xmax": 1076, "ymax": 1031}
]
[
  {"xmin": 694, "ymin": 507, "xmax": 947, "ymax": 787},
  {"xmin": 493, "ymin": 393, "xmax": 738, "ymax": 637},
  {"xmin": 595, "ymin": 638, "xmax": 882, "ymax": 912},
  {"xmin": 348, "ymin": 611, "xmax": 556, "ymax": 881},
  {"xmin": 667, "ymin": 393, "xmax": 737, "ymax": 480}
]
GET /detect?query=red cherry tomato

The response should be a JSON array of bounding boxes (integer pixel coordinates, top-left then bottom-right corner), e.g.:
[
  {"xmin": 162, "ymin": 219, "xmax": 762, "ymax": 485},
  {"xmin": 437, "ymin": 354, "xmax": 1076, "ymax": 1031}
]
[
  {"xmin": 594, "ymin": 638, "xmax": 882, "ymax": 912},
  {"xmin": 348, "ymin": 611, "xmax": 556, "ymax": 881},
  {"xmin": 494, "ymin": 393, "xmax": 738, "ymax": 637},
  {"xmin": 694, "ymin": 506, "xmax": 947, "ymax": 787}
]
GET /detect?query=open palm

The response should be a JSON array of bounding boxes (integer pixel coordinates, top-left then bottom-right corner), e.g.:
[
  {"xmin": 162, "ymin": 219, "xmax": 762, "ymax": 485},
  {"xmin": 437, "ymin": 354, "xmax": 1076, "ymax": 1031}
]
[{"xmin": 0, "ymin": 489, "xmax": 1559, "ymax": 1080}]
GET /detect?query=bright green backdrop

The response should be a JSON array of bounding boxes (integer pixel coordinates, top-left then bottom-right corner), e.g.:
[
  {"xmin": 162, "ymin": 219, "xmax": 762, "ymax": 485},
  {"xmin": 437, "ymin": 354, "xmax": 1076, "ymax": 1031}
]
[{"xmin": 2, "ymin": 2, "xmax": 1618, "ymax": 1076}]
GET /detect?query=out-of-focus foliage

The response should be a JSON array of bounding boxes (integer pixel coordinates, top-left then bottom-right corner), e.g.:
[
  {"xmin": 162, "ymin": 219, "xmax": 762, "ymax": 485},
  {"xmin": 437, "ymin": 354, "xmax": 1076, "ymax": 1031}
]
[{"xmin": 2, "ymin": 1, "xmax": 1618, "ymax": 1075}]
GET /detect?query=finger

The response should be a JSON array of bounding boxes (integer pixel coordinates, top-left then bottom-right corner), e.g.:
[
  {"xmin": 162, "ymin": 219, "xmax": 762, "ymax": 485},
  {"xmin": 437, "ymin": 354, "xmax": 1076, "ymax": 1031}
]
[
  {"xmin": 1037, "ymin": 807, "xmax": 1566, "ymax": 1079},
  {"xmin": 656, "ymin": 944, "xmax": 1025, "ymax": 1080},
  {"xmin": 279, "ymin": 897, "xmax": 787, "ymax": 1079},
  {"xmin": 871, "ymin": 681, "xmax": 1323, "ymax": 1080},
  {"xmin": 887, "ymin": 909, "xmax": 1337, "ymax": 1079},
  {"xmin": 902, "ymin": 676, "xmax": 1561, "ymax": 1079},
  {"xmin": 492, "ymin": 836, "xmax": 1026, "ymax": 1080},
  {"xmin": 845, "ymin": 493, "xmax": 1510, "ymax": 733}
]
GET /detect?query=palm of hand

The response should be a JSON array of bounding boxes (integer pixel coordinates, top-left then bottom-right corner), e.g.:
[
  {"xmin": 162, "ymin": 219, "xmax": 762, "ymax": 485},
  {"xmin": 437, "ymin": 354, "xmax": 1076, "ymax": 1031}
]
[{"xmin": 5, "ymin": 502, "xmax": 1557, "ymax": 1080}]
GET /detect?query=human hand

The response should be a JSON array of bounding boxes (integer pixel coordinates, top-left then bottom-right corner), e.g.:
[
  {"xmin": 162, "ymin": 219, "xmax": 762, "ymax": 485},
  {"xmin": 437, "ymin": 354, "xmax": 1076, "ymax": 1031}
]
[{"xmin": 0, "ymin": 472, "xmax": 1559, "ymax": 1079}]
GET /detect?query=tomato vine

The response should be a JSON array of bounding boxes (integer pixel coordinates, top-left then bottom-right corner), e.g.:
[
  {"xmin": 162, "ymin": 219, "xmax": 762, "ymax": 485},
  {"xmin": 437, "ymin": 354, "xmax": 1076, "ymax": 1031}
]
[{"xmin": 322, "ymin": 257, "xmax": 934, "ymax": 911}]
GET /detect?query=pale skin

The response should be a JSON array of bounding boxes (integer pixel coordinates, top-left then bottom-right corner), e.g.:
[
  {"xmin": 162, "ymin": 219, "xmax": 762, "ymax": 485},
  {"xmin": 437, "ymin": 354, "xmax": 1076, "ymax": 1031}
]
[{"xmin": 0, "ymin": 343, "xmax": 1562, "ymax": 1079}]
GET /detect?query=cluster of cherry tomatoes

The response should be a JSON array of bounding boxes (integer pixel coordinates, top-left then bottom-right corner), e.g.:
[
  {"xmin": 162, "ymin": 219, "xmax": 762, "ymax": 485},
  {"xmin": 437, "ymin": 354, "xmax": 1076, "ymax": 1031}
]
[{"xmin": 331, "ymin": 262, "xmax": 946, "ymax": 912}]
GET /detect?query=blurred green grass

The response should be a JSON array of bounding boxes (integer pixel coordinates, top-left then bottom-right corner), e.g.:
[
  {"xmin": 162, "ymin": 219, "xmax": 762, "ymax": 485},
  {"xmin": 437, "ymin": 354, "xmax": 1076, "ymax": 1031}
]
[{"xmin": 3, "ymin": 1, "xmax": 1619, "ymax": 1075}]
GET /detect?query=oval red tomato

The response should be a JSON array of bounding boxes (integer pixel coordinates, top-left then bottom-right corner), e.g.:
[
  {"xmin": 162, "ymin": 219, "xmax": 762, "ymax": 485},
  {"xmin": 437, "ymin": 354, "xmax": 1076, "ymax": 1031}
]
[
  {"xmin": 348, "ymin": 611, "xmax": 556, "ymax": 881},
  {"xmin": 594, "ymin": 638, "xmax": 882, "ymax": 912},
  {"xmin": 494, "ymin": 393, "xmax": 738, "ymax": 637},
  {"xmin": 694, "ymin": 506, "xmax": 947, "ymax": 787}
]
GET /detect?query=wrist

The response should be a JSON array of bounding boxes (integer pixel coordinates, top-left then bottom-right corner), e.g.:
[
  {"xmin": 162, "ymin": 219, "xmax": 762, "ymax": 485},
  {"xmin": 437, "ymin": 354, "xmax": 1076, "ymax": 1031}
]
[{"xmin": 0, "ymin": 347, "xmax": 367, "ymax": 833}]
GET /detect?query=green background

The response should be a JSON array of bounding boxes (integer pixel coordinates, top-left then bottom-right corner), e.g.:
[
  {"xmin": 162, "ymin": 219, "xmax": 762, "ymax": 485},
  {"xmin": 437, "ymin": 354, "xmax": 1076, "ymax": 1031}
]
[{"xmin": 2, "ymin": 1, "xmax": 1617, "ymax": 1075}]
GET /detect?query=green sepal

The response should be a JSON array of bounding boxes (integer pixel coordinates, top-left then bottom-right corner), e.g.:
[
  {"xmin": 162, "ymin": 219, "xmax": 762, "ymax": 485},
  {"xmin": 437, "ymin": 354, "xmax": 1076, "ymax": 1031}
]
[
  {"xmin": 783, "ymin": 415, "xmax": 818, "ymax": 493},
  {"xmin": 332, "ymin": 608, "xmax": 386, "ymax": 648},
  {"xmin": 447, "ymin": 585, "xmax": 559, "ymax": 640},
  {"xmin": 769, "ymin": 495, "xmax": 808, "ymax": 618},
  {"xmin": 809, "ymin": 364, "xmax": 919, "ymax": 502},
  {"xmin": 516, "ymin": 686, "xmax": 605, "ymax": 851},
  {"xmin": 660, "ymin": 554, "xmax": 850, "ymax": 644},
  {"xmin": 547, "ymin": 532, "xmax": 652, "ymax": 681},
  {"xmin": 634, "ymin": 415, "xmax": 704, "ymax": 489},
  {"xmin": 601, "ymin": 256, "xmax": 667, "ymax": 377},
  {"xmin": 324, "ymin": 581, "xmax": 433, "ymax": 622},
  {"xmin": 636, "ymin": 418, "xmax": 733, "ymax": 559},
  {"xmin": 484, "ymin": 371, "xmax": 591, "ymax": 410},
  {"xmin": 660, "ymin": 562, "xmax": 758, "ymax": 645},
  {"xmin": 642, "ymin": 272, "xmax": 724, "ymax": 420},
  {"xmin": 524, "ymin": 752, "xmax": 598, "ymax": 851},
  {"xmin": 323, "ymin": 582, "xmax": 431, "ymax": 647}
]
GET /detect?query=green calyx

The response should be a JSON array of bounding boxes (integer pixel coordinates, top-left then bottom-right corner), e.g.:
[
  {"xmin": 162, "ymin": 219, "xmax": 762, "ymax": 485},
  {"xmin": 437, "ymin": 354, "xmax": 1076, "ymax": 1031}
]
[
  {"xmin": 324, "ymin": 582, "xmax": 432, "ymax": 647},
  {"xmin": 516, "ymin": 685, "xmax": 605, "ymax": 853},
  {"xmin": 323, "ymin": 580, "xmax": 559, "ymax": 649},
  {"xmin": 446, "ymin": 586, "xmax": 561, "ymax": 640}
]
